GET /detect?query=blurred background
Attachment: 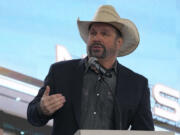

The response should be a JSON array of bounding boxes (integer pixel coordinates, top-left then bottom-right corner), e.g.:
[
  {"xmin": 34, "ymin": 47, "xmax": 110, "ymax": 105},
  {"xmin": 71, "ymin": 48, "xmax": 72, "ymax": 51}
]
[{"xmin": 0, "ymin": 0, "xmax": 179, "ymax": 135}]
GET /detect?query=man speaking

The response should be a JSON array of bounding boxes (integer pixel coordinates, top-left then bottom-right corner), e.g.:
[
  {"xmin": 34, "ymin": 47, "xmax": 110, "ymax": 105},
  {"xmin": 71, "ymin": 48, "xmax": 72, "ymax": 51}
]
[{"xmin": 27, "ymin": 5, "xmax": 154, "ymax": 135}]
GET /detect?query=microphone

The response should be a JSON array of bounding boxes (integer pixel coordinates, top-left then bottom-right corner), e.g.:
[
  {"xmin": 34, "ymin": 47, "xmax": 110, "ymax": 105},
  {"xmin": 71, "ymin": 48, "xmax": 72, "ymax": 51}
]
[{"xmin": 88, "ymin": 57, "xmax": 112, "ymax": 77}]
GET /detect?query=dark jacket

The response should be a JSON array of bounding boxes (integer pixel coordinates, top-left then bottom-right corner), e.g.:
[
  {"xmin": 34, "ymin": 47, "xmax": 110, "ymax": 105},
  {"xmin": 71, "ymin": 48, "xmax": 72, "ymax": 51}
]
[{"xmin": 27, "ymin": 58, "xmax": 154, "ymax": 135}]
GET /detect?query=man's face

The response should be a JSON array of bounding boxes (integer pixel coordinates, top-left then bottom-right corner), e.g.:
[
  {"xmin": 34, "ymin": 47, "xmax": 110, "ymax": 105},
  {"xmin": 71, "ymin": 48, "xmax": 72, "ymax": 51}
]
[{"xmin": 87, "ymin": 23, "xmax": 122, "ymax": 59}]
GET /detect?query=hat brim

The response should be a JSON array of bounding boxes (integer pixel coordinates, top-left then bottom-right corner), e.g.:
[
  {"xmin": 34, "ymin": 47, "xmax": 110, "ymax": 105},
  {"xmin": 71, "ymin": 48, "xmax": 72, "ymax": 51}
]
[{"xmin": 77, "ymin": 18, "xmax": 140, "ymax": 57}]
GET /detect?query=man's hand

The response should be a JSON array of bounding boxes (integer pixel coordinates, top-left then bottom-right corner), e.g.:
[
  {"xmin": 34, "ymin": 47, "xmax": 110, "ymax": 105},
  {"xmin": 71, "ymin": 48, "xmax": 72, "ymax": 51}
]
[{"xmin": 40, "ymin": 86, "xmax": 66, "ymax": 116}]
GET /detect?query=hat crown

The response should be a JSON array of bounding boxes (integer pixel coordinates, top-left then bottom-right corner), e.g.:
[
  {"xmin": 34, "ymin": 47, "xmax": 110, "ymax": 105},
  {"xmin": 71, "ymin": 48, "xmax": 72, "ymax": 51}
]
[{"xmin": 93, "ymin": 5, "xmax": 121, "ymax": 22}]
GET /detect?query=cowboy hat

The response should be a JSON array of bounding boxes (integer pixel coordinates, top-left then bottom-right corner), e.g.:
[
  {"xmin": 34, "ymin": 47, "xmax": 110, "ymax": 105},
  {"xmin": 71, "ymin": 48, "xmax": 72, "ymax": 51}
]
[{"xmin": 77, "ymin": 5, "xmax": 140, "ymax": 57}]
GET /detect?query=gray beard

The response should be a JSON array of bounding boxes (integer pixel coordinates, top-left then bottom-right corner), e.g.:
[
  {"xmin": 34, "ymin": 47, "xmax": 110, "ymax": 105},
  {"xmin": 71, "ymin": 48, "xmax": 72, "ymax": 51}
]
[{"xmin": 87, "ymin": 43, "xmax": 106, "ymax": 58}]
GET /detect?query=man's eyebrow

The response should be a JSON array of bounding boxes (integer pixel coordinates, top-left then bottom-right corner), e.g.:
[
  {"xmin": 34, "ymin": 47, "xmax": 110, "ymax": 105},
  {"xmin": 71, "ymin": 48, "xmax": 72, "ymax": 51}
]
[
  {"xmin": 100, "ymin": 28, "xmax": 111, "ymax": 33},
  {"xmin": 89, "ymin": 27, "xmax": 96, "ymax": 32}
]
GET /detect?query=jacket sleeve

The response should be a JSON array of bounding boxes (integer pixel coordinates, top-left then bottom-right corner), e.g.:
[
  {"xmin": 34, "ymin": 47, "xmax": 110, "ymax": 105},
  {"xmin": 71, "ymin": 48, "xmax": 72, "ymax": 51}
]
[
  {"xmin": 27, "ymin": 64, "xmax": 55, "ymax": 126},
  {"xmin": 131, "ymin": 79, "xmax": 155, "ymax": 130}
]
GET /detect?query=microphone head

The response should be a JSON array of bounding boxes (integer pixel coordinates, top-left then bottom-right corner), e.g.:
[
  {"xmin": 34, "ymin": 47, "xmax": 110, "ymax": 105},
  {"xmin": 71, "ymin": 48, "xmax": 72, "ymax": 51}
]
[
  {"xmin": 88, "ymin": 57, "xmax": 100, "ymax": 71},
  {"xmin": 88, "ymin": 57, "xmax": 112, "ymax": 78},
  {"xmin": 88, "ymin": 57, "xmax": 97, "ymax": 65}
]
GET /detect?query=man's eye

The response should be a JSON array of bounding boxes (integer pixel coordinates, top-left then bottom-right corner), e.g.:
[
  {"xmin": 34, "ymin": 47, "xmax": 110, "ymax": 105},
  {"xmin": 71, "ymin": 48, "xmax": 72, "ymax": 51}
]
[
  {"xmin": 90, "ymin": 31, "xmax": 96, "ymax": 35},
  {"xmin": 102, "ymin": 32, "xmax": 108, "ymax": 36}
]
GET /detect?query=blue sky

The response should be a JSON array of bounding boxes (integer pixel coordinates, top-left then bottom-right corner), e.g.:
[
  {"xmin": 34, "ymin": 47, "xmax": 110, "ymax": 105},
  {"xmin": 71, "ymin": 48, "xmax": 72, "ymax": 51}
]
[{"xmin": 0, "ymin": 0, "xmax": 179, "ymax": 90}]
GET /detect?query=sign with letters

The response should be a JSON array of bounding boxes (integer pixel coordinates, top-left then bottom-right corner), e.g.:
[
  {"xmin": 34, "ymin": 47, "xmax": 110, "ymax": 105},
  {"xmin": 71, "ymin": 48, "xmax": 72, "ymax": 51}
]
[{"xmin": 152, "ymin": 84, "xmax": 180, "ymax": 122}]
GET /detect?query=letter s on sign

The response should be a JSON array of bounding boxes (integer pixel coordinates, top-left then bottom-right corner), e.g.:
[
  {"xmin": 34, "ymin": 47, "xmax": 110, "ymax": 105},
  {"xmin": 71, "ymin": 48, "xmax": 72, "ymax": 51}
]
[{"xmin": 152, "ymin": 84, "xmax": 180, "ymax": 122}]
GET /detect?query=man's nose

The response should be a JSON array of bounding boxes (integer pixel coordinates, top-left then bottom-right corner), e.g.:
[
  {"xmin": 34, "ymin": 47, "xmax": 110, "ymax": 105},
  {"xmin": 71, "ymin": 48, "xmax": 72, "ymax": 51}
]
[{"xmin": 93, "ymin": 33, "xmax": 102, "ymax": 41}]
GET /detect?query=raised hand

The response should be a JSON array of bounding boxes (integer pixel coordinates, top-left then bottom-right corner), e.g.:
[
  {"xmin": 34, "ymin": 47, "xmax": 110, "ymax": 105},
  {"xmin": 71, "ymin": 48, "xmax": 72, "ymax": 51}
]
[{"xmin": 40, "ymin": 86, "xmax": 66, "ymax": 116}]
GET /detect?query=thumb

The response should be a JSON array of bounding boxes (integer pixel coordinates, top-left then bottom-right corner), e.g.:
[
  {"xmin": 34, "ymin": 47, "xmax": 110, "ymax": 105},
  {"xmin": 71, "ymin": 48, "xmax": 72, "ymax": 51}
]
[{"xmin": 43, "ymin": 85, "xmax": 50, "ymax": 96}]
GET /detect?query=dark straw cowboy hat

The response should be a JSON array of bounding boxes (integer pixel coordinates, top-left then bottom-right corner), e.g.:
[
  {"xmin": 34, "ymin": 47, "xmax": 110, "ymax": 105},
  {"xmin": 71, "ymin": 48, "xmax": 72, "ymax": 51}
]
[{"xmin": 77, "ymin": 5, "xmax": 140, "ymax": 57}]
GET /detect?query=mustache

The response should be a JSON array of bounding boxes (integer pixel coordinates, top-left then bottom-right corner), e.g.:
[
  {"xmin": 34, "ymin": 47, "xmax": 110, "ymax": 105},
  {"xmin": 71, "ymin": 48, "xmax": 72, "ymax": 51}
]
[{"xmin": 90, "ymin": 42, "xmax": 104, "ymax": 47}]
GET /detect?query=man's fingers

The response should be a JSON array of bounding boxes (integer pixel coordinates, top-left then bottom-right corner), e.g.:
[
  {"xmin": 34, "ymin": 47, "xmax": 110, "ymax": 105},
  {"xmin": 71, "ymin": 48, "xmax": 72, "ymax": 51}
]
[
  {"xmin": 41, "ymin": 94, "xmax": 66, "ymax": 109},
  {"xmin": 48, "ymin": 101, "xmax": 65, "ymax": 112},
  {"xmin": 44, "ymin": 103, "xmax": 64, "ymax": 115},
  {"xmin": 43, "ymin": 86, "xmax": 50, "ymax": 96},
  {"xmin": 40, "ymin": 89, "xmax": 66, "ymax": 115},
  {"xmin": 45, "ymin": 94, "xmax": 66, "ymax": 106},
  {"xmin": 42, "ymin": 96, "xmax": 66, "ymax": 115},
  {"xmin": 50, "ymin": 94, "xmax": 66, "ymax": 101}
]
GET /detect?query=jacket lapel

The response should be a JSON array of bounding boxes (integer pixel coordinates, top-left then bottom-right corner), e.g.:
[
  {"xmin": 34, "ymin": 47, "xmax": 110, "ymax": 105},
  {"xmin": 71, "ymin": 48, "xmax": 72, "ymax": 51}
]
[
  {"xmin": 114, "ymin": 63, "xmax": 128, "ymax": 129},
  {"xmin": 70, "ymin": 59, "xmax": 85, "ymax": 128}
]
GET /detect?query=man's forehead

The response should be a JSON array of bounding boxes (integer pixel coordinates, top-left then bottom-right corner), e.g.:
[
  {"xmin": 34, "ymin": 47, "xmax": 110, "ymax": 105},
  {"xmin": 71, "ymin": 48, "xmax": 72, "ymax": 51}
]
[{"xmin": 89, "ymin": 22, "xmax": 116, "ymax": 31}]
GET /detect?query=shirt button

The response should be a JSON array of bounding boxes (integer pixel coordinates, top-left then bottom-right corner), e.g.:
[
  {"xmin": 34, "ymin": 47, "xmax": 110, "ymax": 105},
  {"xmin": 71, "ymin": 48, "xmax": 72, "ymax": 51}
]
[
  {"xmin": 93, "ymin": 112, "xmax": 96, "ymax": 115},
  {"xmin": 96, "ymin": 93, "xmax": 100, "ymax": 96}
]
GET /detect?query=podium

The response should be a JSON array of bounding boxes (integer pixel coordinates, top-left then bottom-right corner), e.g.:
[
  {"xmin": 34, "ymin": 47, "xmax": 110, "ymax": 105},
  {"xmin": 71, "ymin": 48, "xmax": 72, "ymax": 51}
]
[{"xmin": 74, "ymin": 130, "xmax": 174, "ymax": 135}]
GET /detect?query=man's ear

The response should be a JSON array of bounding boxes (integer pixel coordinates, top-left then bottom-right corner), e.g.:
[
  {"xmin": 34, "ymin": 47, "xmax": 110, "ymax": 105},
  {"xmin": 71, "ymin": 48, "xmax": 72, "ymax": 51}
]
[{"xmin": 116, "ymin": 37, "xmax": 123, "ymax": 49}]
